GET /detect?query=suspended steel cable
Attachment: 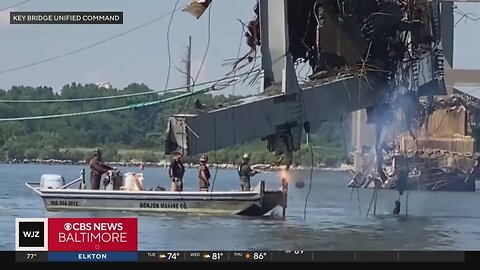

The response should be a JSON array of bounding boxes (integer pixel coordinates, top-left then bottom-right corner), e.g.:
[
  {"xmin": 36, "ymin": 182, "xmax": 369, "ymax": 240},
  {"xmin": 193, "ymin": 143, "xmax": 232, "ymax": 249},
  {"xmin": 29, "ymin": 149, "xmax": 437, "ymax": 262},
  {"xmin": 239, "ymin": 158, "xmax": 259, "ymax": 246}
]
[
  {"xmin": 0, "ymin": 86, "xmax": 213, "ymax": 122},
  {"xmin": 0, "ymin": 69, "xmax": 259, "ymax": 103}
]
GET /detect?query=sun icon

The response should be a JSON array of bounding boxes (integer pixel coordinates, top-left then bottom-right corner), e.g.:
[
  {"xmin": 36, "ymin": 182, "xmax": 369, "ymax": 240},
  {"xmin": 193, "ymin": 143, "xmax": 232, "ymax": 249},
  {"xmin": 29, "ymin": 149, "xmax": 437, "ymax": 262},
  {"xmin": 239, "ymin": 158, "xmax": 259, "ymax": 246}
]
[{"xmin": 245, "ymin": 253, "xmax": 251, "ymax": 259}]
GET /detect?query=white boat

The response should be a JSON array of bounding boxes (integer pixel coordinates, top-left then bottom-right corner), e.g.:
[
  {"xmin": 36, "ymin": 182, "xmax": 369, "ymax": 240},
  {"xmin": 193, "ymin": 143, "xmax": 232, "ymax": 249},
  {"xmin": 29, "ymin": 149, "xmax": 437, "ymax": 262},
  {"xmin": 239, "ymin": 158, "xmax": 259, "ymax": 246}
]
[{"xmin": 25, "ymin": 170, "xmax": 288, "ymax": 216}]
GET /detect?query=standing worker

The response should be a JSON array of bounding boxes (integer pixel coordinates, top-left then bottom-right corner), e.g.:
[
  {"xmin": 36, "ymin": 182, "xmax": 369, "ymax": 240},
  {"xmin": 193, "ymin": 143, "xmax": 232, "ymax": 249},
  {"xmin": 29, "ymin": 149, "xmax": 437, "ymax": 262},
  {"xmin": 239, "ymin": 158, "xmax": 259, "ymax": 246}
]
[
  {"xmin": 198, "ymin": 155, "xmax": 211, "ymax": 191},
  {"xmin": 89, "ymin": 149, "xmax": 114, "ymax": 190},
  {"xmin": 168, "ymin": 152, "xmax": 185, "ymax": 191},
  {"xmin": 237, "ymin": 154, "xmax": 260, "ymax": 191}
]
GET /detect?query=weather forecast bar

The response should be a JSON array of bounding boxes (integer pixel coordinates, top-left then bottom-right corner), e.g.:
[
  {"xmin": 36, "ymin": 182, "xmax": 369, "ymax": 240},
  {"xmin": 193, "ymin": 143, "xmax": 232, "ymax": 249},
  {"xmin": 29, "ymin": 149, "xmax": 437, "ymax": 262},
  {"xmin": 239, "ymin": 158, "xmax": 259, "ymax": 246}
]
[
  {"xmin": 14, "ymin": 251, "xmax": 467, "ymax": 262},
  {"xmin": 136, "ymin": 251, "xmax": 466, "ymax": 262}
]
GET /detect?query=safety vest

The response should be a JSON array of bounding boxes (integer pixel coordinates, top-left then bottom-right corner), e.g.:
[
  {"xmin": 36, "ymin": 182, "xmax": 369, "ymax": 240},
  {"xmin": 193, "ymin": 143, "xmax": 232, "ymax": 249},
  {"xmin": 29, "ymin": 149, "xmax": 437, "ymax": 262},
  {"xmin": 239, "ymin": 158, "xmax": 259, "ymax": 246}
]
[{"xmin": 237, "ymin": 164, "xmax": 248, "ymax": 177}]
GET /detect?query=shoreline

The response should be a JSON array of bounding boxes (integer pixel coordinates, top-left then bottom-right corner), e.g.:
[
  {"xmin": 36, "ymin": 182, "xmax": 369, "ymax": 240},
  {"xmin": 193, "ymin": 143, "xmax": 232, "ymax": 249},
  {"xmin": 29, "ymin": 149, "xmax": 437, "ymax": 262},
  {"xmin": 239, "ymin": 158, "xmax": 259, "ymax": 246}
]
[{"xmin": 0, "ymin": 159, "xmax": 354, "ymax": 172}]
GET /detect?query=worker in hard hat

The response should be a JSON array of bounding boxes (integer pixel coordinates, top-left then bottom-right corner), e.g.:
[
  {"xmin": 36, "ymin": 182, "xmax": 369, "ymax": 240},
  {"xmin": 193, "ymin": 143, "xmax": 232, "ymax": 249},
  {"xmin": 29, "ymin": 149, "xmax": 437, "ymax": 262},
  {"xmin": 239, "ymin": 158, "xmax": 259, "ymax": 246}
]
[
  {"xmin": 198, "ymin": 155, "xmax": 211, "ymax": 191},
  {"xmin": 237, "ymin": 153, "xmax": 260, "ymax": 191},
  {"xmin": 89, "ymin": 148, "xmax": 114, "ymax": 190},
  {"xmin": 168, "ymin": 152, "xmax": 185, "ymax": 191}
]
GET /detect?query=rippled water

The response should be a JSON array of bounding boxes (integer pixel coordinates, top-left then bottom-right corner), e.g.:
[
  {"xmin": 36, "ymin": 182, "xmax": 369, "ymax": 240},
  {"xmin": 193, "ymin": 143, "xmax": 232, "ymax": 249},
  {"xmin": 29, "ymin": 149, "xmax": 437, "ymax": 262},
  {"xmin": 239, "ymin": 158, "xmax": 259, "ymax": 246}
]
[{"xmin": 1, "ymin": 164, "xmax": 480, "ymax": 250}]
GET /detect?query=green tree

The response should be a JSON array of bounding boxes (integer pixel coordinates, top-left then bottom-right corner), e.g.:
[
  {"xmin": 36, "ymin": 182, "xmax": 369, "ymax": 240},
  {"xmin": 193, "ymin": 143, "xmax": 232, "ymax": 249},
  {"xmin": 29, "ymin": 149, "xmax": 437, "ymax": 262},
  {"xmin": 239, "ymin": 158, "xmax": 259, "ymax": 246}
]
[
  {"xmin": 102, "ymin": 148, "xmax": 119, "ymax": 162},
  {"xmin": 39, "ymin": 146, "xmax": 58, "ymax": 159},
  {"xmin": 140, "ymin": 152, "xmax": 157, "ymax": 163},
  {"xmin": 0, "ymin": 83, "xmax": 349, "ymax": 165},
  {"xmin": 24, "ymin": 148, "xmax": 40, "ymax": 159}
]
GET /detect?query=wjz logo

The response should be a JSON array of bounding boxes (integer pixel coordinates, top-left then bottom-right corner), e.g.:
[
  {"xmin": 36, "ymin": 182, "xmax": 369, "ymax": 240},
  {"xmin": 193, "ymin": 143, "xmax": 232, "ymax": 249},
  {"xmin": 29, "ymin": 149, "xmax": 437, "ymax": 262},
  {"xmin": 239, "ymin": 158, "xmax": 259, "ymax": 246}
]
[{"xmin": 18, "ymin": 221, "xmax": 44, "ymax": 247}]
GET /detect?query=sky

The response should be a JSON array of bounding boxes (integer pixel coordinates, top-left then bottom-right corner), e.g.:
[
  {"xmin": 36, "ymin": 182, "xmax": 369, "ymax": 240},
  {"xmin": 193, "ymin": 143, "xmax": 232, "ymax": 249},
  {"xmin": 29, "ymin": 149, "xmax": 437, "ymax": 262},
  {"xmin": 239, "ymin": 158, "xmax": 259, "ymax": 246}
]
[{"xmin": 0, "ymin": 0, "xmax": 479, "ymax": 96}]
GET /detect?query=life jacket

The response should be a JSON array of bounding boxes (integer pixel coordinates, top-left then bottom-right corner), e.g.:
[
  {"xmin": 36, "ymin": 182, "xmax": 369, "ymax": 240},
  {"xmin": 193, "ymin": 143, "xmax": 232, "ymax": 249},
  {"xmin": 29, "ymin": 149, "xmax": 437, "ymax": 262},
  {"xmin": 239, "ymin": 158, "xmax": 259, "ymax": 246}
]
[
  {"xmin": 199, "ymin": 164, "xmax": 211, "ymax": 179},
  {"xmin": 238, "ymin": 163, "xmax": 248, "ymax": 177}
]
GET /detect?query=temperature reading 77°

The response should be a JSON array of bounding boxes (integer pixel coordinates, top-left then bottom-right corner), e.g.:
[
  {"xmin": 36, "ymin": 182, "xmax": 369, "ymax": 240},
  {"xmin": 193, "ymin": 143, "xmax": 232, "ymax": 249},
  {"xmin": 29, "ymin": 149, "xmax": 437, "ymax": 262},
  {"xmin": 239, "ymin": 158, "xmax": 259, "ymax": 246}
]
[{"xmin": 26, "ymin": 254, "xmax": 37, "ymax": 260}]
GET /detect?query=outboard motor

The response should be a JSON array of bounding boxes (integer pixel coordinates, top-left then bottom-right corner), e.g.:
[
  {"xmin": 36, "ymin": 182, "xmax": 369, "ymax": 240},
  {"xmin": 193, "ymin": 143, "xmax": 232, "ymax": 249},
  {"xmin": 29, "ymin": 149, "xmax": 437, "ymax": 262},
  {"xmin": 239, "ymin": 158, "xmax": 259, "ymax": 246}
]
[
  {"xmin": 40, "ymin": 174, "xmax": 65, "ymax": 189},
  {"xmin": 103, "ymin": 170, "xmax": 123, "ymax": 190}
]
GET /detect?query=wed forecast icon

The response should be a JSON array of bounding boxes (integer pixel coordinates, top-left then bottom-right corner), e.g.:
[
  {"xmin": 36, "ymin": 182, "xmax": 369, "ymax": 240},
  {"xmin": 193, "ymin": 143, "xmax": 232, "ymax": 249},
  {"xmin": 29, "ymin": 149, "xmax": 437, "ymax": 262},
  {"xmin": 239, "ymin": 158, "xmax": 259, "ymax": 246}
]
[{"xmin": 15, "ymin": 218, "xmax": 49, "ymax": 251}]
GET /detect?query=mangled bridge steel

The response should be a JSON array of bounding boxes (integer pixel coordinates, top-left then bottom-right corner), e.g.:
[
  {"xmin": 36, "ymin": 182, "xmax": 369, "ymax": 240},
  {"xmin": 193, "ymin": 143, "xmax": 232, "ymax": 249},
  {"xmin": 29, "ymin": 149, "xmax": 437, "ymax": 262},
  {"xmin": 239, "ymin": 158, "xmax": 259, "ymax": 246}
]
[{"xmin": 166, "ymin": 0, "xmax": 451, "ymax": 163}]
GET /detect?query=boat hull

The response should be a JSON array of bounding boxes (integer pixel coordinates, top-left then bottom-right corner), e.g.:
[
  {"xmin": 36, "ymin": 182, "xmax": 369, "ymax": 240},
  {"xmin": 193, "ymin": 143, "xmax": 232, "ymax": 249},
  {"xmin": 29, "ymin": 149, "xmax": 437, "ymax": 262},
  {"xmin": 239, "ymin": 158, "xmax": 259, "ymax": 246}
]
[
  {"xmin": 27, "ymin": 181, "xmax": 286, "ymax": 216},
  {"xmin": 42, "ymin": 195, "xmax": 261, "ymax": 215}
]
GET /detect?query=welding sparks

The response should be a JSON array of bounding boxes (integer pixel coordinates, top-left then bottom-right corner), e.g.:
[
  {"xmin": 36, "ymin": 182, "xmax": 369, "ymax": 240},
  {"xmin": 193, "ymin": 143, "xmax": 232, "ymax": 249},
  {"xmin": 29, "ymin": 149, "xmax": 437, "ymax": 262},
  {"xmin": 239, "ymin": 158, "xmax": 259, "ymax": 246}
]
[
  {"xmin": 278, "ymin": 166, "xmax": 304, "ymax": 189},
  {"xmin": 279, "ymin": 167, "xmax": 290, "ymax": 182}
]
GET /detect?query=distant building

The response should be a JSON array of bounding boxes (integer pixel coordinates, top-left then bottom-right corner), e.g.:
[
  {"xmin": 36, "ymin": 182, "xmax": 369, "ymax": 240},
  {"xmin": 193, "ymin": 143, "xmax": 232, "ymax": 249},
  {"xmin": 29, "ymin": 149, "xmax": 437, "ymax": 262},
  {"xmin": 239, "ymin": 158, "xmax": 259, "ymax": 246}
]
[{"xmin": 95, "ymin": 82, "xmax": 112, "ymax": 89}]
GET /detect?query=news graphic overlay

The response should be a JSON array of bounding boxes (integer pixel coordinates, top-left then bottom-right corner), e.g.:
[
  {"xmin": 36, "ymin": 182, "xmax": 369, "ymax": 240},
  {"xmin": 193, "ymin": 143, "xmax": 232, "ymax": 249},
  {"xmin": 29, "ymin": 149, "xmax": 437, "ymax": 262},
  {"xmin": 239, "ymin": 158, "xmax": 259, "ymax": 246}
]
[
  {"xmin": 15, "ymin": 218, "xmax": 49, "ymax": 251},
  {"xmin": 47, "ymin": 218, "xmax": 138, "ymax": 262},
  {"xmin": 16, "ymin": 218, "xmax": 138, "ymax": 262},
  {"xmin": 10, "ymin": 12, "xmax": 123, "ymax": 24}
]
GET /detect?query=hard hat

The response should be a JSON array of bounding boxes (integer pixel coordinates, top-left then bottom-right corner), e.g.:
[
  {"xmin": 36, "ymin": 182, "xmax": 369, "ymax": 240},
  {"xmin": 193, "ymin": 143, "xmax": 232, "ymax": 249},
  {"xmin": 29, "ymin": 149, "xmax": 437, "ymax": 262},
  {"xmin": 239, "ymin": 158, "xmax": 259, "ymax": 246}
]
[
  {"xmin": 200, "ymin": 155, "xmax": 208, "ymax": 162},
  {"xmin": 243, "ymin": 153, "xmax": 250, "ymax": 159}
]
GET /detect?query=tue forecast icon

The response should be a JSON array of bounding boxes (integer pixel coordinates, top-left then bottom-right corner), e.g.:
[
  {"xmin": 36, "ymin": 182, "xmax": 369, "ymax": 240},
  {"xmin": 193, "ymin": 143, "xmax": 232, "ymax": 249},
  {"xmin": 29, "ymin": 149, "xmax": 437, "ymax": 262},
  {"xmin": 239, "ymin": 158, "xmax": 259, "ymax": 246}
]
[{"xmin": 15, "ymin": 218, "xmax": 48, "ymax": 251}]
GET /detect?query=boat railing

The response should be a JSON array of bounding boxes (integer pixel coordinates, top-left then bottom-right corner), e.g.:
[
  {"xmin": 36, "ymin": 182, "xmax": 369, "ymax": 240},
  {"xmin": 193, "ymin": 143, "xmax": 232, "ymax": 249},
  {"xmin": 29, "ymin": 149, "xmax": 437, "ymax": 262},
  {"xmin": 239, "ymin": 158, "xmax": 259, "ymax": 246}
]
[
  {"xmin": 59, "ymin": 177, "xmax": 82, "ymax": 189},
  {"xmin": 25, "ymin": 182, "xmax": 42, "ymax": 195},
  {"xmin": 58, "ymin": 169, "xmax": 86, "ymax": 189}
]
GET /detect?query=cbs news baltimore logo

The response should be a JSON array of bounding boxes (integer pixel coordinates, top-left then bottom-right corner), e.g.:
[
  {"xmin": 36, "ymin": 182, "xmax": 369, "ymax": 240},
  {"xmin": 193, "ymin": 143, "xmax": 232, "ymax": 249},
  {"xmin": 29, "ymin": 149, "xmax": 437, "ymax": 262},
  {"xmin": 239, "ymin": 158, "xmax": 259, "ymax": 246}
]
[{"xmin": 15, "ymin": 217, "xmax": 138, "ymax": 252}]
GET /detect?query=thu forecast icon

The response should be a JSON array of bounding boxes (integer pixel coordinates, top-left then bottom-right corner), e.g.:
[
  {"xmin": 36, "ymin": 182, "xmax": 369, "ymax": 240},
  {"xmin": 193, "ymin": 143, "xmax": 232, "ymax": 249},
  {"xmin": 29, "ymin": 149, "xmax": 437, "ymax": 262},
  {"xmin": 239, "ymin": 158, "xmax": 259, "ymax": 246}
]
[{"xmin": 15, "ymin": 218, "xmax": 48, "ymax": 251}]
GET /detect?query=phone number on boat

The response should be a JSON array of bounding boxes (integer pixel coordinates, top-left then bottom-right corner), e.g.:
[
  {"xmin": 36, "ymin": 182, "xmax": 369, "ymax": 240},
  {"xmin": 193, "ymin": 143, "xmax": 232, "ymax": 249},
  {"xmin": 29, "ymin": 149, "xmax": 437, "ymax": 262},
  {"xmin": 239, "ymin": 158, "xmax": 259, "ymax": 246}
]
[{"xmin": 50, "ymin": 200, "xmax": 79, "ymax": 206}]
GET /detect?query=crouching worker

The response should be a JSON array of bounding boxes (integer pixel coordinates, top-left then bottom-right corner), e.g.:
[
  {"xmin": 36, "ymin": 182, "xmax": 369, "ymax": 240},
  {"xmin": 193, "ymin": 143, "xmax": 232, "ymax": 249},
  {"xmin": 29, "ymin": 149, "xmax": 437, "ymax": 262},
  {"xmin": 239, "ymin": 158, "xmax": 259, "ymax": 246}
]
[
  {"xmin": 198, "ymin": 155, "xmax": 211, "ymax": 191},
  {"xmin": 89, "ymin": 148, "xmax": 114, "ymax": 190},
  {"xmin": 169, "ymin": 152, "xmax": 185, "ymax": 191}
]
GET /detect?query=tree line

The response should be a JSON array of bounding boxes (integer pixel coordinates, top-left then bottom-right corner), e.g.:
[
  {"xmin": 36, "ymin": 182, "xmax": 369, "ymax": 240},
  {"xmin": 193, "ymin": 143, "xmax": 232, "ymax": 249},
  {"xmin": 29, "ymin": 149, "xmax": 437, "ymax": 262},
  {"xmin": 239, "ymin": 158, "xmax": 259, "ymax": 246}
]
[{"xmin": 0, "ymin": 83, "xmax": 351, "ymax": 166}]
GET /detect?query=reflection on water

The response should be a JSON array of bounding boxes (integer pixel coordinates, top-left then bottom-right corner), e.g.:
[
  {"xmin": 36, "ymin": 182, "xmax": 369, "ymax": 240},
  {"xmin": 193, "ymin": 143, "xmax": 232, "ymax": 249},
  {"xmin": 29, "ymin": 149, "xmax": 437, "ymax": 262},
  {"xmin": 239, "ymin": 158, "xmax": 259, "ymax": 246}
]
[{"xmin": 1, "ymin": 164, "xmax": 480, "ymax": 250}]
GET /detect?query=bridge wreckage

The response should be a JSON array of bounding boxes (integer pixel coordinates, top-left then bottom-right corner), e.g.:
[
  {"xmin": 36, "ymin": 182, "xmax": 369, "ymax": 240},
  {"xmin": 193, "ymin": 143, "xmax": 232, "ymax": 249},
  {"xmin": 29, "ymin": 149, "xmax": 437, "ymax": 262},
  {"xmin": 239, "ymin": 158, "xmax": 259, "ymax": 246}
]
[
  {"xmin": 349, "ymin": 94, "xmax": 480, "ymax": 192},
  {"xmin": 166, "ymin": 0, "xmax": 478, "ymax": 191}
]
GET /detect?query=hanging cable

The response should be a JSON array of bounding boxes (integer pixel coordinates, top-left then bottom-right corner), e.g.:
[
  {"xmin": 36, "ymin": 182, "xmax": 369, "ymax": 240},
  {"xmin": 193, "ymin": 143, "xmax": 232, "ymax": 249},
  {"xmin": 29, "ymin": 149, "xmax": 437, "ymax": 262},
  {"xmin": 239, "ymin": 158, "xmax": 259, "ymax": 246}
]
[
  {"xmin": 0, "ymin": 47, "xmax": 286, "ymax": 107},
  {"xmin": 356, "ymin": 187, "xmax": 362, "ymax": 215},
  {"xmin": 340, "ymin": 116, "xmax": 362, "ymax": 214},
  {"xmin": 181, "ymin": 3, "xmax": 212, "ymax": 113},
  {"xmin": 194, "ymin": 4, "xmax": 212, "ymax": 84},
  {"xmin": 366, "ymin": 187, "xmax": 378, "ymax": 217},
  {"xmin": 303, "ymin": 122, "xmax": 314, "ymax": 221},
  {"xmin": 303, "ymin": 142, "xmax": 314, "ymax": 221},
  {"xmin": 0, "ymin": 5, "xmax": 185, "ymax": 75},
  {"xmin": 0, "ymin": 69, "xmax": 258, "ymax": 103},
  {"xmin": 209, "ymin": 115, "xmax": 219, "ymax": 193},
  {"xmin": 0, "ymin": 0, "xmax": 31, "ymax": 12},
  {"xmin": 0, "ymin": 85, "xmax": 214, "ymax": 122},
  {"xmin": 232, "ymin": 29, "xmax": 244, "ymax": 96},
  {"xmin": 405, "ymin": 190, "xmax": 410, "ymax": 216},
  {"xmin": 164, "ymin": 0, "xmax": 181, "ymax": 91}
]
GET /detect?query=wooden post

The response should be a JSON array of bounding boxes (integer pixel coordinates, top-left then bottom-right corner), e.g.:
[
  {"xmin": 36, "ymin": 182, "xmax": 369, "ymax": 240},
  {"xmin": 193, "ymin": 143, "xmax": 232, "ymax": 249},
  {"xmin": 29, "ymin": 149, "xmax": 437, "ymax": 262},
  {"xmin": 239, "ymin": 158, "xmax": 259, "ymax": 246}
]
[
  {"xmin": 281, "ymin": 178, "xmax": 288, "ymax": 219},
  {"xmin": 80, "ymin": 169, "xmax": 86, "ymax": 189}
]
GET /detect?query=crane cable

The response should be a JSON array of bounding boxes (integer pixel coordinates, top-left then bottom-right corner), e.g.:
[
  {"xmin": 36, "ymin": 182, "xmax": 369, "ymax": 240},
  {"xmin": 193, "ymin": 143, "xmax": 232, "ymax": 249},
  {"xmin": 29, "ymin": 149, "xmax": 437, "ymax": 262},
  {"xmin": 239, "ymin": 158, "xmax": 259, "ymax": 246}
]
[
  {"xmin": 303, "ymin": 139, "xmax": 314, "ymax": 221},
  {"xmin": 181, "ymin": 2, "xmax": 212, "ymax": 114},
  {"xmin": 164, "ymin": 0, "xmax": 181, "ymax": 91}
]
